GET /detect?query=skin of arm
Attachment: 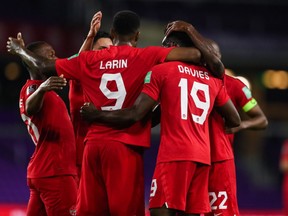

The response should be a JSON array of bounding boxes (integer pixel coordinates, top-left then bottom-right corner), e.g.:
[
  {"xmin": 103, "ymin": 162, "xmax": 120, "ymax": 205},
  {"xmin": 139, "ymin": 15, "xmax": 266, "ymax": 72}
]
[
  {"xmin": 79, "ymin": 11, "xmax": 102, "ymax": 52},
  {"xmin": 7, "ymin": 35, "xmax": 57, "ymax": 77},
  {"xmin": 215, "ymin": 99, "xmax": 241, "ymax": 128},
  {"xmin": 280, "ymin": 160, "xmax": 288, "ymax": 173},
  {"xmin": 165, "ymin": 21, "xmax": 225, "ymax": 78},
  {"xmin": 225, "ymin": 105, "xmax": 268, "ymax": 134},
  {"xmin": 80, "ymin": 93, "xmax": 157, "ymax": 129},
  {"xmin": 25, "ymin": 76, "xmax": 67, "ymax": 116}
]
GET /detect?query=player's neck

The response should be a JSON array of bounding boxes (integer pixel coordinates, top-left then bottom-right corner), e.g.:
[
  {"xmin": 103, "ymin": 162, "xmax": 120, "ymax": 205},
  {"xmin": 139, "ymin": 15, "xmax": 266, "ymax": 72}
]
[{"xmin": 115, "ymin": 41, "xmax": 133, "ymax": 47}]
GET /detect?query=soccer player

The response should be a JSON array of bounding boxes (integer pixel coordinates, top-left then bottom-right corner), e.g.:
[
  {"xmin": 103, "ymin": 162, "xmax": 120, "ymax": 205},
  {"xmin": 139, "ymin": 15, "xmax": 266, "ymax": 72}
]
[
  {"xmin": 206, "ymin": 41, "xmax": 268, "ymax": 216},
  {"xmin": 280, "ymin": 139, "xmax": 288, "ymax": 216},
  {"xmin": 7, "ymin": 11, "xmax": 224, "ymax": 216},
  {"xmin": 69, "ymin": 11, "xmax": 113, "ymax": 181},
  {"xmin": 79, "ymin": 28, "xmax": 241, "ymax": 216},
  {"xmin": 19, "ymin": 38, "xmax": 77, "ymax": 216}
]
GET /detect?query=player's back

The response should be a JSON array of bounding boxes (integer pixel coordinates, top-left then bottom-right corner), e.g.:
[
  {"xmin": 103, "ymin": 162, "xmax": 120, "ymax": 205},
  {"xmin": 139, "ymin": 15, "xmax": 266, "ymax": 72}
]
[
  {"xmin": 145, "ymin": 61, "xmax": 229, "ymax": 165},
  {"xmin": 64, "ymin": 45, "xmax": 172, "ymax": 147},
  {"xmin": 209, "ymin": 74, "xmax": 251, "ymax": 162}
]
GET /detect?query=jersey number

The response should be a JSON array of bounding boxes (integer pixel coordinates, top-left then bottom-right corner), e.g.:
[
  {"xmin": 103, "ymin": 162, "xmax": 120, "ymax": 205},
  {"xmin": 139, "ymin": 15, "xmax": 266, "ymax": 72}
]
[
  {"xmin": 209, "ymin": 191, "xmax": 228, "ymax": 210},
  {"xmin": 150, "ymin": 179, "xmax": 157, "ymax": 197},
  {"xmin": 99, "ymin": 73, "xmax": 127, "ymax": 110},
  {"xmin": 178, "ymin": 78, "xmax": 210, "ymax": 124}
]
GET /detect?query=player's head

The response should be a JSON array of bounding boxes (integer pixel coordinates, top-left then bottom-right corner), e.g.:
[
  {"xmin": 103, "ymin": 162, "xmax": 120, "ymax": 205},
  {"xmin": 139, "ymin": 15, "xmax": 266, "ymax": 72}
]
[
  {"xmin": 162, "ymin": 31, "xmax": 194, "ymax": 48},
  {"xmin": 26, "ymin": 41, "xmax": 57, "ymax": 60},
  {"xmin": 206, "ymin": 38, "xmax": 221, "ymax": 59},
  {"xmin": 111, "ymin": 10, "xmax": 140, "ymax": 47},
  {"xmin": 92, "ymin": 30, "xmax": 113, "ymax": 50},
  {"xmin": 24, "ymin": 41, "xmax": 56, "ymax": 80}
]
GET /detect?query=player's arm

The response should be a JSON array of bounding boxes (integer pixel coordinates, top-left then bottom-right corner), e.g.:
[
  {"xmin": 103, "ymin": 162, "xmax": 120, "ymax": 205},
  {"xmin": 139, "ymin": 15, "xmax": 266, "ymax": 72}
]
[
  {"xmin": 79, "ymin": 11, "xmax": 102, "ymax": 52},
  {"xmin": 7, "ymin": 33, "xmax": 57, "ymax": 77},
  {"xmin": 215, "ymin": 99, "xmax": 241, "ymax": 128},
  {"xmin": 165, "ymin": 21, "xmax": 224, "ymax": 78},
  {"xmin": 25, "ymin": 76, "xmax": 67, "ymax": 116},
  {"xmin": 226, "ymin": 104, "xmax": 268, "ymax": 134},
  {"xmin": 280, "ymin": 160, "xmax": 288, "ymax": 172},
  {"xmin": 80, "ymin": 93, "xmax": 157, "ymax": 128},
  {"xmin": 151, "ymin": 104, "xmax": 161, "ymax": 128}
]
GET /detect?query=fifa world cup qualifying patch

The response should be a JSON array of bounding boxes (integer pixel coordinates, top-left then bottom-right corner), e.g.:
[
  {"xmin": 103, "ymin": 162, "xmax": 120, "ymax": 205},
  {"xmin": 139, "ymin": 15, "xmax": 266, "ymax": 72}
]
[
  {"xmin": 242, "ymin": 86, "xmax": 252, "ymax": 99},
  {"xmin": 144, "ymin": 71, "xmax": 152, "ymax": 83},
  {"xmin": 67, "ymin": 53, "xmax": 79, "ymax": 60}
]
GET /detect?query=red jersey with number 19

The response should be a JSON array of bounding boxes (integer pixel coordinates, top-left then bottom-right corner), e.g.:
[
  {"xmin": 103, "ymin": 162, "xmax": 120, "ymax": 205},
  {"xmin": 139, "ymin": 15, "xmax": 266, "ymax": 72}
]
[
  {"xmin": 19, "ymin": 80, "xmax": 77, "ymax": 178},
  {"xmin": 55, "ymin": 45, "xmax": 172, "ymax": 148},
  {"xmin": 142, "ymin": 61, "xmax": 229, "ymax": 165},
  {"xmin": 209, "ymin": 74, "xmax": 258, "ymax": 162}
]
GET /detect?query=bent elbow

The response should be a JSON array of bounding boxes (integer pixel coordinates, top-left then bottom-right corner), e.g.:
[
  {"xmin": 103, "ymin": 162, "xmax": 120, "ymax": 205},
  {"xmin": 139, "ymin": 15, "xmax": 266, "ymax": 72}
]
[{"xmin": 261, "ymin": 118, "xmax": 269, "ymax": 129}]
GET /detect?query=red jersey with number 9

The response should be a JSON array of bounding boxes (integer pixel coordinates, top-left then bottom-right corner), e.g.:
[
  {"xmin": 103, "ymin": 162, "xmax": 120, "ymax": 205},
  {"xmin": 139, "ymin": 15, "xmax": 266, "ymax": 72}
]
[
  {"xmin": 142, "ymin": 61, "xmax": 229, "ymax": 165},
  {"xmin": 55, "ymin": 45, "xmax": 173, "ymax": 147}
]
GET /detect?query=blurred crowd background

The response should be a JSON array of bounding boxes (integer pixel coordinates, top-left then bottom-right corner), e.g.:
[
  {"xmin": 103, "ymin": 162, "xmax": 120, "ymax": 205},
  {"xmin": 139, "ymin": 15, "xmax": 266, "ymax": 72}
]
[{"xmin": 1, "ymin": 0, "xmax": 288, "ymax": 215}]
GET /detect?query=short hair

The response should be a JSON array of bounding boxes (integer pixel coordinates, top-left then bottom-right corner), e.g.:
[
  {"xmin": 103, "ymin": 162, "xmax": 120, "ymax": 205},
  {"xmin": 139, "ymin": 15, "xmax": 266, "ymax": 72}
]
[
  {"xmin": 93, "ymin": 30, "xmax": 112, "ymax": 44},
  {"xmin": 26, "ymin": 41, "xmax": 47, "ymax": 53},
  {"xmin": 162, "ymin": 31, "xmax": 194, "ymax": 48},
  {"xmin": 112, "ymin": 10, "xmax": 140, "ymax": 35}
]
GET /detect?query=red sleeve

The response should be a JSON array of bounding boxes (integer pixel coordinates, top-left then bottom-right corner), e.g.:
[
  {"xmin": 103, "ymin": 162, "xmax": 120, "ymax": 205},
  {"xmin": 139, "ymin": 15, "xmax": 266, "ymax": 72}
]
[
  {"xmin": 214, "ymin": 84, "xmax": 230, "ymax": 107},
  {"xmin": 19, "ymin": 81, "xmax": 40, "ymax": 116},
  {"xmin": 55, "ymin": 52, "xmax": 84, "ymax": 80},
  {"xmin": 145, "ymin": 46, "xmax": 174, "ymax": 64},
  {"xmin": 141, "ymin": 65, "xmax": 164, "ymax": 102}
]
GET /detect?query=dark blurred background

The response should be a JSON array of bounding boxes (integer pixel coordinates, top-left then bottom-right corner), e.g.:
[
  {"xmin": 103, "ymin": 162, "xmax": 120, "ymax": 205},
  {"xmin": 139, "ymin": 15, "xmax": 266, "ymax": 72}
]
[{"xmin": 1, "ymin": 0, "xmax": 288, "ymax": 215}]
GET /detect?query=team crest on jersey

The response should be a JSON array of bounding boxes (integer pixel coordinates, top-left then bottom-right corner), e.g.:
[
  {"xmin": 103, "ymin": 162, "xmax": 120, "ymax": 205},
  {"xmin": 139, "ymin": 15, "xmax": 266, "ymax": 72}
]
[
  {"xmin": 67, "ymin": 53, "xmax": 79, "ymax": 60},
  {"xmin": 26, "ymin": 84, "xmax": 38, "ymax": 95},
  {"xmin": 242, "ymin": 86, "xmax": 252, "ymax": 99},
  {"xmin": 144, "ymin": 71, "xmax": 152, "ymax": 83},
  {"xmin": 69, "ymin": 206, "xmax": 76, "ymax": 216}
]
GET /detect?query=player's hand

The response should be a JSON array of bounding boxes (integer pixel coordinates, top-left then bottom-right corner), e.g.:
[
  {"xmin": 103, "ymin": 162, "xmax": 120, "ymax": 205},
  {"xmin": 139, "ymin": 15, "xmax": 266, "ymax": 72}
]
[
  {"xmin": 6, "ymin": 32, "xmax": 25, "ymax": 55},
  {"xmin": 87, "ymin": 11, "xmax": 102, "ymax": 38},
  {"xmin": 38, "ymin": 76, "xmax": 67, "ymax": 92},
  {"xmin": 164, "ymin": 20, "xmax": 192, "ymax": 36},
  {"xmin": 80, "ymin": 102, "xmax": 98, "ymax": 123}
]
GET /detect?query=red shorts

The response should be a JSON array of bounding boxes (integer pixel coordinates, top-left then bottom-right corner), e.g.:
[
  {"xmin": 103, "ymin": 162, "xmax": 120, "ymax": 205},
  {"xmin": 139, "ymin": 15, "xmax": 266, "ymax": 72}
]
[
  {"xmin": 27, "ymin": 175, "xmax": 77, "ymax": 216},
  {"xmin": 205, "ymin": 159, "xmax": 239, "ymax": 216},
  {"xmin": 77, "ymin": 139, "xmax": 145, "ymax": 216},
  {"xmin": 149, "ymin": 161, "xmax": 210, "ymax": 214}
]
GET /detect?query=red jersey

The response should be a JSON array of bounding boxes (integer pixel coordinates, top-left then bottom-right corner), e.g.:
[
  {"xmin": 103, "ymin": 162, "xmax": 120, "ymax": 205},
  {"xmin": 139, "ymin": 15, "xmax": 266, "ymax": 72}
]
[
  {"xmin": 56, "ymin": 45, "xmax": 172, "ymax": 147},
  {"xmin": 69, "ymin": 80, "xmax": 89, "ymax": 167},
  {"xmin": 19, "ymin": 80, "xmax": 77, "ymax": 178},
  {"xmin": 142, "ymin": 62, "xmax": 229, "ymax": 165},
  {"xmin": 209, "ymin": 74, "xmax": 258, "ymax": 162}
]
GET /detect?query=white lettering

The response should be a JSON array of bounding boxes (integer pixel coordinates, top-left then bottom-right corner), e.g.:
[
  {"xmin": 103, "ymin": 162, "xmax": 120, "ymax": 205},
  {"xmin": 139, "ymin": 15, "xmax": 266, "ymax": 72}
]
[
  {"xmin": 99, "ymin": 59, "xmax": 128, "ymax": 70},
  {"xmin": 177, "ymin": 65, "xmax": 210, "ymax": 80}
]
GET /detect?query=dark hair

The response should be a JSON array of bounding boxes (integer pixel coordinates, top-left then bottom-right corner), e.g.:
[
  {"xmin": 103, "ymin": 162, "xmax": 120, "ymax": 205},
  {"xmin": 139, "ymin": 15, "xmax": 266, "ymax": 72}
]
[
  {"xmin": 93, "ymin": 31, "xmax": 112, "ymax": 44},
  {"xmin": 26, "ymin": 41, "xmax": 47, "ymax": 53},
  {"xmin": 162, "ymin": 31, "xmax": 194, "ymax": 48},
  {"xmin": 112, "ymin": 10, "xmax": 140, "ymax": 35}
]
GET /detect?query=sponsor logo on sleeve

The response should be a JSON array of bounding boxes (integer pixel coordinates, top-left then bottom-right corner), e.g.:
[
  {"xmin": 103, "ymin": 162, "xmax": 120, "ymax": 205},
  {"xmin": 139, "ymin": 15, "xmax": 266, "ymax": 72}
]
[
  {"xmin": 26, "ymin": 84, "xmax": 38, "ymax": 95},
  {"xmin": 242, "ymin": 86, "xmax": 252, "ymax": 99},
  {"xmin": 144, "ymin": 71, "xmax": 152, "ymax": 83},
  {"xmin": 67, "ymin": 53, "xmax": 79, "ymax": 60}
]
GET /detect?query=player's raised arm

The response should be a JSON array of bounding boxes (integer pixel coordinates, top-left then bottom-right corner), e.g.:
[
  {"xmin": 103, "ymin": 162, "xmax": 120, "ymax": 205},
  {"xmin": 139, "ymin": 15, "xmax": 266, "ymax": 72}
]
[
  {"xmin": 7, "ymin": 33, "xmax": 57, "ymax": 77},
  {"xmin": 79, "ymin": 11, "xmax": 102, "ymax": 52},
  {"xmin": 80, "ymin": 93, "xmax": 157, "ymax": 128},
  {"xmin": 165, "ymin": 21, "xmax": 225, "ymax": 78}
]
